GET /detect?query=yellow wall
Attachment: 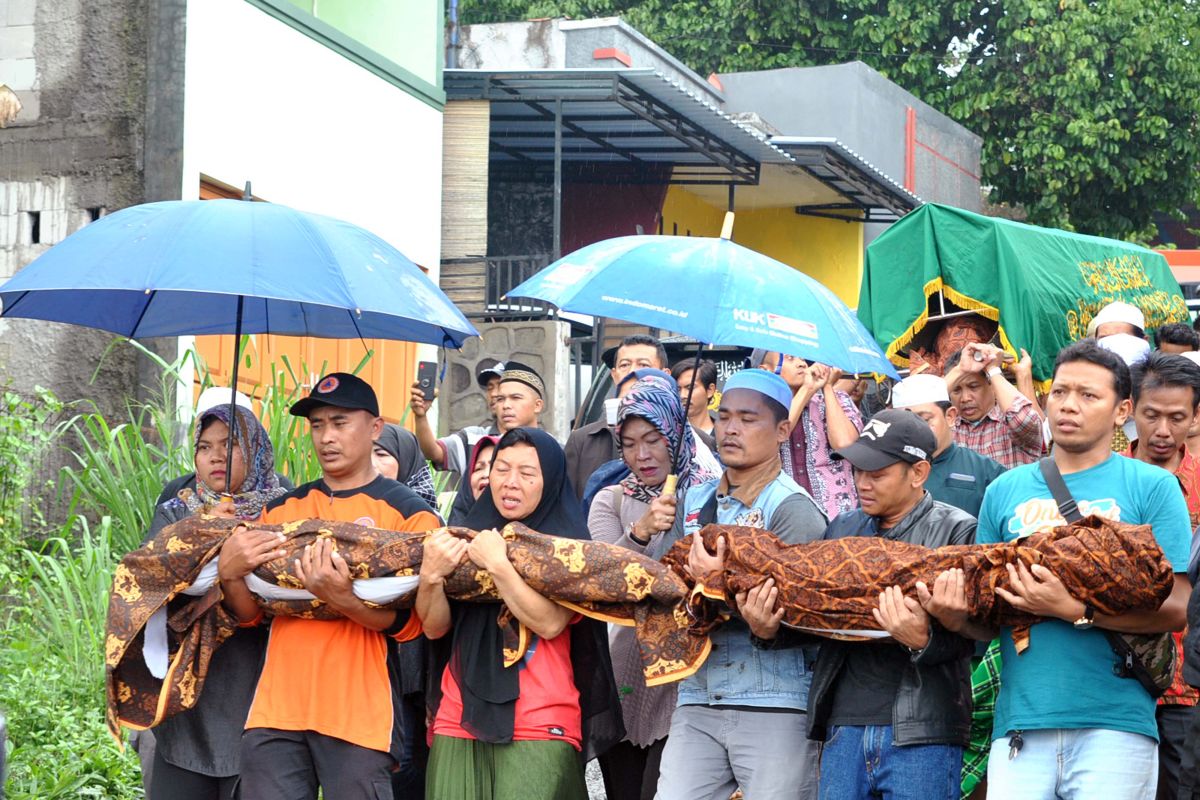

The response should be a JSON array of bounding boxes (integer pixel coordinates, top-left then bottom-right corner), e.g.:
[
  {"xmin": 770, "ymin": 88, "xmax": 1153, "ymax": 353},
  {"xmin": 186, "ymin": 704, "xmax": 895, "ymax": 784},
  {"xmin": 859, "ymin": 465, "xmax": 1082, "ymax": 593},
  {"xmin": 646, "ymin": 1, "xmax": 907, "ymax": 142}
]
[{"xmin": 659, "ymin": 186, "xmax": 865, "ymax": 306}]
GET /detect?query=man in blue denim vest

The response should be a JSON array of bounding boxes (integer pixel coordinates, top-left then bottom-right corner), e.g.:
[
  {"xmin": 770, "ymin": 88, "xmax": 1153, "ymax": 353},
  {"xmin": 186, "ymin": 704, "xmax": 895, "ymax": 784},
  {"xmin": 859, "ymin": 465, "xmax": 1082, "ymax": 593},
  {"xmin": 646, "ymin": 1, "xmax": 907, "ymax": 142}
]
[{"xmin": 655, "ymin": 368, "xmax": 828, "ymax": 800}]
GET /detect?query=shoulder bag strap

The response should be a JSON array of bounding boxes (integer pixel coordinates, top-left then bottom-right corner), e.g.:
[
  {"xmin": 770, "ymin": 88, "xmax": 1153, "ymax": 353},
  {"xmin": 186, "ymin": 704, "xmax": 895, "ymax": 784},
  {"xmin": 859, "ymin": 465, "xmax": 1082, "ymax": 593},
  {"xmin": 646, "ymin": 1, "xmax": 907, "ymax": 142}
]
[{"xmin": 1037, "ymin": 457, "xmax": 1083, "ymax": 524}]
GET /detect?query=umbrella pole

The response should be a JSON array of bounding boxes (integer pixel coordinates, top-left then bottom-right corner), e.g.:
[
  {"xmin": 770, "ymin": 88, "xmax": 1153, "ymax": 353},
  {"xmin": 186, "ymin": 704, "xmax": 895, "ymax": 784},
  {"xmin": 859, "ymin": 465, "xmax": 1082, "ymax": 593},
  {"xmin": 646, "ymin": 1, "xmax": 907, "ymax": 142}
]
[
  {"xmin": 224, "ymin": 296, "xmax": 244, "ymax": 495},
  {"xmin": 682, "ymin": 338, "xmax": 704, "ymax": 441}
]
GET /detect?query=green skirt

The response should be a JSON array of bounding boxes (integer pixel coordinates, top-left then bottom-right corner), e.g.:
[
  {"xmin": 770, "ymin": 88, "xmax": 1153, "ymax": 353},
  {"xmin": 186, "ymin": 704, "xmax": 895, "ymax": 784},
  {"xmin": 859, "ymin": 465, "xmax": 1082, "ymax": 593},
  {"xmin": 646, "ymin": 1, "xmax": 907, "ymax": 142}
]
[{"xmin": 426, "ymin": 734, "xmax": 588, "ymax": 800}]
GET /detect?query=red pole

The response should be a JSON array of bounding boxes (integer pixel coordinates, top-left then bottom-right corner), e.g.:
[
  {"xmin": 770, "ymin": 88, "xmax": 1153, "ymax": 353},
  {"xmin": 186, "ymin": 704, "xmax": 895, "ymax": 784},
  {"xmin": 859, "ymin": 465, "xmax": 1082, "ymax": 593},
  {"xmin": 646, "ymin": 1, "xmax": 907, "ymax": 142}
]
[{"xmin": 904, "ymin": 107, "xmax": 916, "ymax": 192}]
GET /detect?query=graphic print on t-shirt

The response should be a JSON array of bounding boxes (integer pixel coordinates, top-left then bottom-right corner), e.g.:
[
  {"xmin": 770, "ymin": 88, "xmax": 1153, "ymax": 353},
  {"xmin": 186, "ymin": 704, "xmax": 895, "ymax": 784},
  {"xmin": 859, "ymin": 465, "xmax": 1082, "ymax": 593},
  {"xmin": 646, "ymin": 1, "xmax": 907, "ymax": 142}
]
[{"xmin": 1006, "ymin": 496, "xmax": 1121, "ymax": 538}]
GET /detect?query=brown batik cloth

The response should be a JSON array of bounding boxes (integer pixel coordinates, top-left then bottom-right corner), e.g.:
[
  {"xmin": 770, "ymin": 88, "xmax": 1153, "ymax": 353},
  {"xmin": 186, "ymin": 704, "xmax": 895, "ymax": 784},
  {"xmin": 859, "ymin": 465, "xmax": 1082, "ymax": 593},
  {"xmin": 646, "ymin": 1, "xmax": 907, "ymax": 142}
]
[
  {"xmin": 654, "ymin": 515, "xmax": 1174, "ymax": 679},
  {"xmin": 105, "ymin": 516, "xmax": 689, "ymax": 740},
  {"xmin": 107, "ymin": 514, "xmax": 1173, "ymax": 740}
]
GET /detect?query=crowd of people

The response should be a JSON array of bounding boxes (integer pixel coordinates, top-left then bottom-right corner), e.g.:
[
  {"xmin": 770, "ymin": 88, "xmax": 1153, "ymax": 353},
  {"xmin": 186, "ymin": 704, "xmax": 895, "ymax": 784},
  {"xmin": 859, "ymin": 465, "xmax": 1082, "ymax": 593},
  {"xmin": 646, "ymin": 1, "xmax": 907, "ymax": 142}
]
[{"xmin": 127, "ymin": 302, "xmax": 1200, "ymax": 800}]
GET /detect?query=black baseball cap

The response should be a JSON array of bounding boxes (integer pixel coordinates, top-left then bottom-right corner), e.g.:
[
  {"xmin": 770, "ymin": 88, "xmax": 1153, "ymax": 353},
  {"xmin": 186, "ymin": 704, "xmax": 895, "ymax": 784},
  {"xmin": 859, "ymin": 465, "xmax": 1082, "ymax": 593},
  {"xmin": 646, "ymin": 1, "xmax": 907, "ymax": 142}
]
[
  {"xmin": 832, "ymin": 409, "xmax": 936, "ymax": 471},
  {"xmin": 476, "ymin": 359, "xmax": 505, "ymax": 388},
  {"xmin": 289, "ymin": 372, "xmax": 380, "ymax": 418}
]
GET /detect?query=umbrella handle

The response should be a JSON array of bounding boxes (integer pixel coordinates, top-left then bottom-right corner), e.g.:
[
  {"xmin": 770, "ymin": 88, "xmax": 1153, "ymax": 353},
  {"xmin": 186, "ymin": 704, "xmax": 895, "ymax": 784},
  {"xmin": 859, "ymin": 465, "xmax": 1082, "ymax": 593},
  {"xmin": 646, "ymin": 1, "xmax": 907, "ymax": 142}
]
[{"xmin": 720, "ymin": 212, "xmax": 735, "ymax": 240}]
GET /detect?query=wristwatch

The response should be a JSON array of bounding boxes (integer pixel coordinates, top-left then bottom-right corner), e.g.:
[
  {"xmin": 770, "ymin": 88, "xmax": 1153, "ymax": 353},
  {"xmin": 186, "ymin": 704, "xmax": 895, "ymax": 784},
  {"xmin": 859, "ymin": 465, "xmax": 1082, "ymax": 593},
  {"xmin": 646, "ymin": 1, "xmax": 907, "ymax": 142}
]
[
  {"xmin": 1072, "ymin": 603, "xmax": 1096, "ymax": 630},
  {"xmin": 986, "ymin": 366, "xmax": 1003, "ymax": 380}
]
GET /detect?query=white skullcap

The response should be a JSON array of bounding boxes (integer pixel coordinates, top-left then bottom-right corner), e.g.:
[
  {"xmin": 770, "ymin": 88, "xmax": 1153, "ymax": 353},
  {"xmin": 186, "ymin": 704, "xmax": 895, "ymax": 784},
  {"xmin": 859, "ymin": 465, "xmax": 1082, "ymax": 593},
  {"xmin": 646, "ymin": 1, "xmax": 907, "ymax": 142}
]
[
  {"xmin": 1086, "ymin": 301, "xmax": 1145, "ymax": 337},
  {"xmin": 195, "ymin": 386, "xmax": 254, "ymax": 417},
  {"xmin": 892, "ymin": 374, "xmax": 950, "ymax": 408},
  {"xmin": 1097, "ymin": 332, "xmax": 1151, "ymax": 367}
]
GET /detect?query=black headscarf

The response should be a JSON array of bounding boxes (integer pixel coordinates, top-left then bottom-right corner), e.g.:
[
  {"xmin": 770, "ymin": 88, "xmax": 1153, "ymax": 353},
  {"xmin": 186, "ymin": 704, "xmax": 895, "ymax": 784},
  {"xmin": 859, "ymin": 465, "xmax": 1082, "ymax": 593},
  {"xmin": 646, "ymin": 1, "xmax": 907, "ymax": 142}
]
[
  {"xmin": 446, "ymin": 434, "xmax": 500, "ymax": 527},
  {"xmin": 374, "ymin": 423, "xmax": 438, "ymax": 508},
  {"xmin": 431, "ymin": 427, "xmax": 623, "ymax": 759}
]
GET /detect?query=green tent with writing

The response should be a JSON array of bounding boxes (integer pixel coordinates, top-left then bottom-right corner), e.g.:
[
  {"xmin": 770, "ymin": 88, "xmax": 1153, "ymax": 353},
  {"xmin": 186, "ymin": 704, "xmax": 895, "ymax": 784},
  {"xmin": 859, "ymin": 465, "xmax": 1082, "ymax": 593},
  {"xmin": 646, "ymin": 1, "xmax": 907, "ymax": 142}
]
[{"xmin": 858, "ymin": 203, "xmax": 1188, "ymax": 387}]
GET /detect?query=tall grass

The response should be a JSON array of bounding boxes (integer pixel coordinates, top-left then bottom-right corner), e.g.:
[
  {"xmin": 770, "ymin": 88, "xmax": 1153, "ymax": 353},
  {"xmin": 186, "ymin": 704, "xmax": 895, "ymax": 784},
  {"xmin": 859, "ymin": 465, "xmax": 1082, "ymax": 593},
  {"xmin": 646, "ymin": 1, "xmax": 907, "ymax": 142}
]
[{"xmin": 1, "ymin": 515, "xmax": 139, "ymax": 799}]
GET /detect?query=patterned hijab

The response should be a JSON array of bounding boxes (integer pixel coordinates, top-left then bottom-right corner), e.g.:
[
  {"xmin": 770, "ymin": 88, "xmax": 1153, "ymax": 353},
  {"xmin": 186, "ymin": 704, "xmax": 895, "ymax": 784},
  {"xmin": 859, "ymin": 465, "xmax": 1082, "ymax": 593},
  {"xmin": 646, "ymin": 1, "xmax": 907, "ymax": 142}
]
[
  {"xmin": 170, "ymin": 403, "xmax": 286, "ymax": 520},
  {"xmin": 616, "ymin": 371, "xmax": 718, "ymax": 504}
]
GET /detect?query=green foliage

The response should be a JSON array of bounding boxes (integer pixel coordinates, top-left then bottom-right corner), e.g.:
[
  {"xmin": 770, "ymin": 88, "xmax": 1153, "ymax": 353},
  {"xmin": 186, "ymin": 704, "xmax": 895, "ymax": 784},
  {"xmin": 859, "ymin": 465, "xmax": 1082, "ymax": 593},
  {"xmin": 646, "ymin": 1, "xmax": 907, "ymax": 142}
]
[
  {"xmin": 0, "ymin": 385, "xmax": 63, "ymax": 552},
  {"xmin": 459, "ymin": 0, "xmax": 1200, "ymax": 239},
  {"xmin": 1, "ymin": 516, "xmax": 141, "ymax": 799},
  {"xmin": 257, "ymin": 356, "xmax": 324, "ymax": 484}
]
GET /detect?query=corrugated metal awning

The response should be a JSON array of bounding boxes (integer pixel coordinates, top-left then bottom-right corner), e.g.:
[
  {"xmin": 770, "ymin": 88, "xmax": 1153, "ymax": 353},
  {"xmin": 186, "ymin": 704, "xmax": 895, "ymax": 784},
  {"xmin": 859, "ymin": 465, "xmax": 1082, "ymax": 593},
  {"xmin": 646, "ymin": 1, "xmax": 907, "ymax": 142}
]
[
  {"xmin": 445, "ymin": 68, "xmax": 792, "ymax": 185},
  {"xmin": 772, "ymin": 136, "xmax": 922, "ymax": 220}
]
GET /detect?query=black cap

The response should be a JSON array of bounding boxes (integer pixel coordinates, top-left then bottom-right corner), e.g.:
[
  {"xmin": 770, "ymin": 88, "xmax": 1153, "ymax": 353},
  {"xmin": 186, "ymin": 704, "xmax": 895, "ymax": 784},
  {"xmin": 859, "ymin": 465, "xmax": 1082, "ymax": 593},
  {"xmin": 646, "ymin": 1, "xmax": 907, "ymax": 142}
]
[
  {"xmin": 476, "ymin": 359, "xmax": 505, "ymax": 388},
  {"xmin": 832, "ymin": 409, "xmax": 936, "ymax": 471},
  {"xmin": 290, "ymin": 372, "xmax": 380, "ymax": 418}
]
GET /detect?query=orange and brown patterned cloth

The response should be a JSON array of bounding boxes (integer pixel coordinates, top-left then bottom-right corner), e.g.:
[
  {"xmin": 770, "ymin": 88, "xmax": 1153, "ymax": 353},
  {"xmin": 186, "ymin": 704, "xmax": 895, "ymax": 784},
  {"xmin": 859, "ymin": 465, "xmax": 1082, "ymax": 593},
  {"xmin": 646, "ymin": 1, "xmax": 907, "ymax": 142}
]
[
  {"xmin": 107, "ymin": 514, "xmax": 1174, "ymax": 738},
  {"xmin": 104, "ymin": 516, "xmax": 688, "ymax": 740},
  {"xmin": 653, "ymin": 515, "xmax": 1174, "ymax": 676}
]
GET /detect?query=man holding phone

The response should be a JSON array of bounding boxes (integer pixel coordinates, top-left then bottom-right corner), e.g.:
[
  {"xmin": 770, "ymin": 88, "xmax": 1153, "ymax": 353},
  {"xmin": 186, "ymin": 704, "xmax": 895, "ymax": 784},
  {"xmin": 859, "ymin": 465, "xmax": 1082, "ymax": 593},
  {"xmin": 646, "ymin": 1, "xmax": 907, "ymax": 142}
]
[
  {"xmin": 410, "ymin": 361, "xmax": 545, "ymax": 477},
  {"xmin": 410, "ymin": 361, "xmax": 502, "ymax": 477},
  {"xmin": 943, "ymin": 342, "xmax": 1043, "ymax": 469}
]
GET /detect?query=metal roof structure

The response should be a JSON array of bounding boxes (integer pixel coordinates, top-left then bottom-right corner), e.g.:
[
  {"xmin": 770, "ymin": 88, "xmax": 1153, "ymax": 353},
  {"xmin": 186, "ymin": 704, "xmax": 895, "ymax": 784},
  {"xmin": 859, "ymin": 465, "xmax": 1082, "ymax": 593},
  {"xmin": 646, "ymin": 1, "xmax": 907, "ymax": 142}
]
[
  {"xmin": 445, "ymin": 68, "xmax": 793, "ymax": 185},
  {"xmin": 772, "ymin": 136, "xmax": 922, "ymax": 222}
]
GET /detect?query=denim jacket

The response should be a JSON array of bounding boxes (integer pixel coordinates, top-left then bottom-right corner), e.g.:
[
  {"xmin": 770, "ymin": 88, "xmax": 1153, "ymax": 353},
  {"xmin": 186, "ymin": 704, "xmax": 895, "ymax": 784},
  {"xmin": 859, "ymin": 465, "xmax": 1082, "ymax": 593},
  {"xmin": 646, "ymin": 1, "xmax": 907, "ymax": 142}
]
[{"xmin": 674, "ymin": 471, "xmax": 826, "ymax": 711}]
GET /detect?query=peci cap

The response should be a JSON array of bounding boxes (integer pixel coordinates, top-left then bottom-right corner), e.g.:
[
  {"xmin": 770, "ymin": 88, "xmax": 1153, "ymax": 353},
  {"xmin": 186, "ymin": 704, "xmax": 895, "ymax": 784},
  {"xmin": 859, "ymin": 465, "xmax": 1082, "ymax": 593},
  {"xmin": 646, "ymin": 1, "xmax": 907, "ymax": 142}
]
[
  {"xmin": 476, "ymin": 359, "xmax": 506, "ymax": 388},
  {"xmin": 833, "ymin": 409, "xmax": 937, "ymax": 471},
  {"xmin": 891, "ymin": 374, "xmax": 950, "ymax": 409},
  {"xmin": 289, "ymin": 372, "xmax": 380, "ymax": 418},
  {"xmin": 1087, "ymin": 301, "xmax": 1145, "ymax": 338},
  {"xmin": 499, "ymin": 360, "xmax": 545, "ymax": 398},
  {"xmin": 1097, "ymin": 333, "xmax": 1151, "ymax": 367},
  {"xmin": 722, "ymin": 368, "xmax": 793, "ymax": 414},
  {"xmin": 195, "ymin": 386, "xmax": 254, "ymax": 417}
]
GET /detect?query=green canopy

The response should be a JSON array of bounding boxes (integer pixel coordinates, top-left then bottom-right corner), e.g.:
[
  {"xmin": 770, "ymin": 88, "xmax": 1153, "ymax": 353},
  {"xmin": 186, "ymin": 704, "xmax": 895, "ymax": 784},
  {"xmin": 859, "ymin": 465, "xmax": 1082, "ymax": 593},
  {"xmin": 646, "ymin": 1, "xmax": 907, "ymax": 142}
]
[{"xmin": 858, "ymin": 203, "xmax": 1188, "ymax": 385}]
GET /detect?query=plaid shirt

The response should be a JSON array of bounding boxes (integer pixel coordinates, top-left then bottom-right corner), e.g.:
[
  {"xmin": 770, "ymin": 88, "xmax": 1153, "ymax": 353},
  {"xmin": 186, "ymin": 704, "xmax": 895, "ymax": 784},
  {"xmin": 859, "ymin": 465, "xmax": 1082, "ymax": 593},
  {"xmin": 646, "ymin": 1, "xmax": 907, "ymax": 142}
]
[
  {"xmin": 1121, "ymin": 443, "xmax": 1200, "ymax": 707},
  {"xmin": 951, "ymin": 393, "xmax": 1043, "ymax": 470},
  {"xmin": 961, "ymin": 640, "xmax": 1002, "ymax": 799}
]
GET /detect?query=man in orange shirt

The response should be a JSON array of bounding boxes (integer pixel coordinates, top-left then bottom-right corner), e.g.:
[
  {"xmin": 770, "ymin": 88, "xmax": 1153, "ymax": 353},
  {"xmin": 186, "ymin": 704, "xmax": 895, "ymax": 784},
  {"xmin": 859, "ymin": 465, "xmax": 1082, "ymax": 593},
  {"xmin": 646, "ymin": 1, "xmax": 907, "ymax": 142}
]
[
  {"xmin": 230, "ymin": 372, "xmax": 439, "ymax": 800},
  {"xmin": 1124, "ymin": 352, "xmax": 1200, "ymax": 799}
]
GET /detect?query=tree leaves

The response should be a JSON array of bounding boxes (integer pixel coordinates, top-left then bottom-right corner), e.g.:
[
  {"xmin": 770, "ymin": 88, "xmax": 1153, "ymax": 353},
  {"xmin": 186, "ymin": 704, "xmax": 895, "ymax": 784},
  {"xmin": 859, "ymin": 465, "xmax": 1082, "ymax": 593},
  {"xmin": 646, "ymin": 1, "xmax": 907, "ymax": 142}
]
[{"xmin": 460, "ymin": 0, "xmax": 1200, "ymax": 241}]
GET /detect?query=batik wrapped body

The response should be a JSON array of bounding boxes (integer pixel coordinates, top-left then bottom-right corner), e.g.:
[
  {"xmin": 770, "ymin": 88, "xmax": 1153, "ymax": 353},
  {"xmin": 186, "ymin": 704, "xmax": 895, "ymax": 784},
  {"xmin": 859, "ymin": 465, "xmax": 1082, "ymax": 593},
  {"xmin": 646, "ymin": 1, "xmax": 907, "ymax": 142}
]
[
  {"xmin": 662, "ymin": 515, "xmax": 1174, "ymax": 655},
  {"xmin": 105, "ymin": 516, "xmax": 689, "ymax": 739}
]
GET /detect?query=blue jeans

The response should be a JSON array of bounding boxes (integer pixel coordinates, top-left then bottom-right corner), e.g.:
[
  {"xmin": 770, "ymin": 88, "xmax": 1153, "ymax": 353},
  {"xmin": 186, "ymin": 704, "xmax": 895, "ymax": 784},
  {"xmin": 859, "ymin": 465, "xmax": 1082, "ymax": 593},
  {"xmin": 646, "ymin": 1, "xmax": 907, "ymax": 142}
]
[
  {"xmin": 818, "ymin": 725, "xmax": 961, "ymax": 800},
  {"xmin": 986, "ymin": 728, "xmax": 1157, "ymax": 799}
]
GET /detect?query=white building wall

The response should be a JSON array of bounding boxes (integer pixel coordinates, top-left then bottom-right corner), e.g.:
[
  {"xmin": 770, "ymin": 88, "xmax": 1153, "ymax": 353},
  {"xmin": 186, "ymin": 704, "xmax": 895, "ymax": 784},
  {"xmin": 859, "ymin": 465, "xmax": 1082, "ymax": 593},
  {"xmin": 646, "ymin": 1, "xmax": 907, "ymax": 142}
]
[
  {"xmin": 181, "ymin": 0, "xmax": 445, "ymax": 398},
  {"xmin": 183, "ymin": 0, "xmax": 443, "ymax": 272}
]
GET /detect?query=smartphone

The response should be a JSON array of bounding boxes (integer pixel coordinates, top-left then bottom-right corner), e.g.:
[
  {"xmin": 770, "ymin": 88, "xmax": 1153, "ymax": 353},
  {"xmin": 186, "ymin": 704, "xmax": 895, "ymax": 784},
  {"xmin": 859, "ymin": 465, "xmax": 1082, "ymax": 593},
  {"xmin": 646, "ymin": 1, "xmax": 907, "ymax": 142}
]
[{"xmin": 416, "ymin": 361, "xmax": 438, "ymax": 394}]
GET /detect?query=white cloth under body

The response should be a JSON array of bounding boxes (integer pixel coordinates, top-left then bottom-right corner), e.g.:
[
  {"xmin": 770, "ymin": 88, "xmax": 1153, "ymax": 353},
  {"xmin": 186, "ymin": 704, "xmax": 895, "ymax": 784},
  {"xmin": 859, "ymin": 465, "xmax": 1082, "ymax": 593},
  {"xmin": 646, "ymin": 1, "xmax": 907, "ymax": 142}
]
[{"xmin": 142, "ymin": 557, "xmax": 420, "ymax": 678}]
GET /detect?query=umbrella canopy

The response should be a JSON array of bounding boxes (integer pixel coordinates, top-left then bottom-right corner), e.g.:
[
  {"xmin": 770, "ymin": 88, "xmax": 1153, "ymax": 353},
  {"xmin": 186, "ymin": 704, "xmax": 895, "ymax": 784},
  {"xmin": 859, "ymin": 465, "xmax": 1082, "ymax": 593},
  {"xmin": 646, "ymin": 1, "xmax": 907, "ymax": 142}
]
[
  {"xmin": 0, "ymin": 199, "xmax": 477, "ymax": 347},
  {"xmin": 508, "ymin": 232, "xmax": 897, "ymax": 378}
]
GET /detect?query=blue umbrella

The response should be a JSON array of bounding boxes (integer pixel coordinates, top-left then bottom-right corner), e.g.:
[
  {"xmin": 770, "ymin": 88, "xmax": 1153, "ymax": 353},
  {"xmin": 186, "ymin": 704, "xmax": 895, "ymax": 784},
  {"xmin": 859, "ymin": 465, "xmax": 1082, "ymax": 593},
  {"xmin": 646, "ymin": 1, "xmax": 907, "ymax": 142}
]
[
  {"xmin": 0, "ymin": 199, "xmax": 476, "ymax": 345},
  {"xmin": 507, "ymin": 220, "xmax": 897, "ymax": 379},
  {"xmin": 0, "ymin": 198, "xmax": 478, "ymax": 490}
]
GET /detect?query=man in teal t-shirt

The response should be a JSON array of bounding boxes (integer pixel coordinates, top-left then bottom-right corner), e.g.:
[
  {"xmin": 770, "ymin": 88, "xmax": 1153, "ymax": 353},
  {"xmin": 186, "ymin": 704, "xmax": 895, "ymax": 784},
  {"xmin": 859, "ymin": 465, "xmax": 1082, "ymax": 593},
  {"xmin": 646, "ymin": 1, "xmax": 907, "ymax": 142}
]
[{"xmin": 923, "ymin": 340, "xmax": 1191, "ymax": 800}]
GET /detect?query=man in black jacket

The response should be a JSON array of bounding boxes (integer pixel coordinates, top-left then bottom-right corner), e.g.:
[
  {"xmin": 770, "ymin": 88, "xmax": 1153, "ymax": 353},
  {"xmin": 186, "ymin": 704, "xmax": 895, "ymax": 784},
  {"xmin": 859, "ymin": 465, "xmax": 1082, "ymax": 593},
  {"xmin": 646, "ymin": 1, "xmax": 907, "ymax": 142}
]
[{"xmin": 808, "ymin": 409, "xmax": 976, "ymax": 800}]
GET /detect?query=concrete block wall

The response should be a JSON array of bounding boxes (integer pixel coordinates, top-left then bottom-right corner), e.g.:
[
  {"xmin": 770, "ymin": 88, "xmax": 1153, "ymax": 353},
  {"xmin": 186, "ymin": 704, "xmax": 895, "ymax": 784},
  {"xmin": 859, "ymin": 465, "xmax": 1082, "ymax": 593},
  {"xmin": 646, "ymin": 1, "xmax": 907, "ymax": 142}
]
[
  {"xmin": 0, "ymin": 0, "xmax": 39, "ymax": 123},
  {"xmin": 0, "ymin": 0, "xmax": 180, "ymax": 421},
  {"xmin": 439, "ymin": 320, "xmax": 573, "ymax": 442}
]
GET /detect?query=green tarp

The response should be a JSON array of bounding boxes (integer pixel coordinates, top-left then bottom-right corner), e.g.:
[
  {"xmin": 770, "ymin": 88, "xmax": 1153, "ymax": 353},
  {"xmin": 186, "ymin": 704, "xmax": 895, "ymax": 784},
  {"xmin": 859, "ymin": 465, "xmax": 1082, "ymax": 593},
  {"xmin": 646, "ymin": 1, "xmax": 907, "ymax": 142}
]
[{"xmin": 858, "ymin": 203, "xmax": 1188, "ymax": 385}]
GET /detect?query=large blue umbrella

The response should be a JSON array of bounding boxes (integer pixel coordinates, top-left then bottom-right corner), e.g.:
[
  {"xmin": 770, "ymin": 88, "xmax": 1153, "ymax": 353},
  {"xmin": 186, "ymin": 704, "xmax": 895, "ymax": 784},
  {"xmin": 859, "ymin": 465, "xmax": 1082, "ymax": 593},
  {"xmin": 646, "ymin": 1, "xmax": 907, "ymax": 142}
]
[
  {"xmin": 0, "ymin": 199, "xmax": 477, "ymax": 344},
  {"xmin": 507, "ymin": 224, "xmax": 897, "ymax": 379},
  {"xmin": 0, "ymin": 198, "xmax": 477, "ymax": 490}
]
